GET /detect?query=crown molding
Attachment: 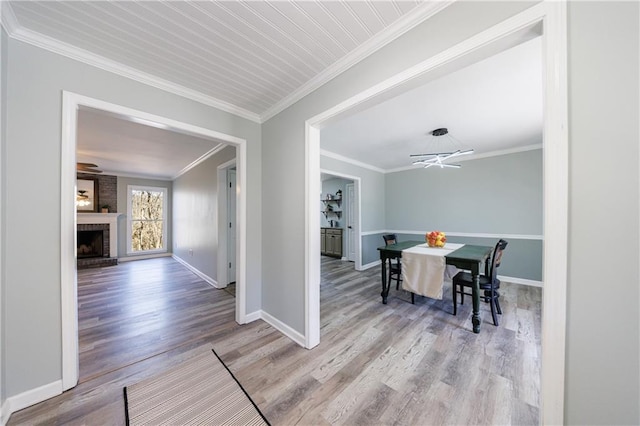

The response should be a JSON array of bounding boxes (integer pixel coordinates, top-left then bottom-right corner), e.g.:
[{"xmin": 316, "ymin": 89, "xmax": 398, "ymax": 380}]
[
  {"xmin": 172, "ymin": 143, "xmax": 227, "ymax": 180},
  {"xmin": 5, "ymin": 25, "xmax": 262, "ymax": 123},
  {"xmin": 260, "ymin": 1, "xmax": 454, "ymax": 122},
  {"xmin": 322, "ymin": 143, "xmax": 543, "ymax": 175},
  {"xmin": 0, "ymin": 2, "xmax": 19, "ymax": 35},
  {"xmin": 320, "ymin": 149, "xmax": 386, "ymax": 174}
]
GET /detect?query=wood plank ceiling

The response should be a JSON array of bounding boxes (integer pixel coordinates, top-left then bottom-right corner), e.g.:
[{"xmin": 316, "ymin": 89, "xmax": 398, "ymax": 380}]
[{"xmin": 6, "ymin": 1, "xmax": 434, "ymax": 121}]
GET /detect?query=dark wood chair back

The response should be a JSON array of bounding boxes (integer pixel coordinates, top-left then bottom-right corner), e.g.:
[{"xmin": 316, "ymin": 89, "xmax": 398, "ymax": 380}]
[
  {"xmin": 486, "ymin": 239, "xmax": 508, "ymax": 282},
  {"xmin": 382, "ymin": 234, "xmax": 398, "ymax": 246}
]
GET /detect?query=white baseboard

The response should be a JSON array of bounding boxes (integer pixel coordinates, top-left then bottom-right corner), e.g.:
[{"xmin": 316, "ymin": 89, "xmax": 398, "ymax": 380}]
[
  {"xmin": 1, "ymin": 399, "xmax": 10, "ymax": 426},
  {"xmin": 360, "ymin": 259, "xmax": 381, "ymax": 270},
  {"xmin": 171, "ymin": 255, "xmax": 220, "ymax": 288},
  {"xmin": 118, "ymin": 252, "xmax": 172, "ymax": 262},
  {"xmin": 260, "ymin": 311, "xmax": 306, "ymax": 348},
  {"xmin": 499, "ymin": 275, "xmax": 543, "ymax": 287},
  {"xmin": 244, "ymin": 310, "xmax": 261, "ymax": 323},
  {"xmin": 4, "ymin": 380, "xmax": 62, "ymax": 422}
]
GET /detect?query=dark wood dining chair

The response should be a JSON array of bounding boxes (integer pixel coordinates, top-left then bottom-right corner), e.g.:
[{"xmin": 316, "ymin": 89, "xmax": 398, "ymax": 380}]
[
  {"xmin": 382, "ymin": 234, "xmax": 402, "ymax": 290},
  {"xmin": 452, "ymin": 239, "xmax": 508, "ymax": 326}
]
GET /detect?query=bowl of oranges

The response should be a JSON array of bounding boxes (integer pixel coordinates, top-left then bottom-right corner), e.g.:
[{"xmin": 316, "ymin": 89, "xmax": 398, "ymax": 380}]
[{"xmin": 426, "ymin": 231, "xmax": 446, "ymax": 248}]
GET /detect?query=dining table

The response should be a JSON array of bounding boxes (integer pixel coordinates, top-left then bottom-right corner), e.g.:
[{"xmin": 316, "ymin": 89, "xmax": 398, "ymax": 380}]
[{"xmin": 377, "ymin": 240, "xmax": 493, "ymax": 333}]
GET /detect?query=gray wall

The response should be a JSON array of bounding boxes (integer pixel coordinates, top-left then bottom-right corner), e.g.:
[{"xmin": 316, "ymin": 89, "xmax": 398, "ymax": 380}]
[
  {"xmin": 172, "ymin": 146, "xmax": 236, "ymax": 282},
  {"xmin": 3, "ymin": 38, "xmax": 261, "ymax": 398},
  {"xmin": 116, "ymin": 176, "xmax": 173, "ymax": 260},
  {"xmin": 264, "ymin": 1, "xmax": 639, "ymax": 424},
  {"xmin": 387, "ymin": 149, "xmax": 543, "ymax": 281},
  {"xmin": 263, "ymin": 0, "xmax": 535, "ymax": 338},
  {"xmin": 320, "ymin": 177, "xmax": 350, "ymax": 229},
  {"xmin": 566, "ymin": 2, "xmax": 639, "ymax": 424},
  {"xmin": 1, "ymin": 26, "xmax": 7, "ymax": 404}
]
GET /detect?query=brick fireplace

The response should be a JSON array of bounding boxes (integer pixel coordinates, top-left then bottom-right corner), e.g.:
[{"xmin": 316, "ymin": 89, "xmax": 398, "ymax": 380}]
[{"xmin": 77, "ymin": 213, "xmax": 121, "ymax": 269}]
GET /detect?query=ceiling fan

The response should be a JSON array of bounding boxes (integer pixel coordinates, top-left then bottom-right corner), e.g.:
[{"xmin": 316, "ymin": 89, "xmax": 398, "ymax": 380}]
[{"xmin": 77, "ymin": 162, "xmax": 102, "ymax": 173}]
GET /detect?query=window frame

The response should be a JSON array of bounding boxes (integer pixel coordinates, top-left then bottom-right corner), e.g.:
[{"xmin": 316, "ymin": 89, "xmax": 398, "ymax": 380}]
[{"xmin": 126, "ymin": 184, "xmax": 168, "ymax": 255}]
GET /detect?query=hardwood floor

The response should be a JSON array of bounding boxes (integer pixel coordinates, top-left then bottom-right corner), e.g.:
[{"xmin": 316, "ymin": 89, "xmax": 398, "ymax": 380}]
[{"xmin": 9, "ymin": 256, "xmax": 540, "ymax": 425}]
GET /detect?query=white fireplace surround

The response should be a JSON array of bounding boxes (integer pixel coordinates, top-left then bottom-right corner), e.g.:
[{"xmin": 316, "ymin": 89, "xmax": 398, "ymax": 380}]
[{"xmin": 77, "ymin": 213, "xmax": 122, "ymax": 258}]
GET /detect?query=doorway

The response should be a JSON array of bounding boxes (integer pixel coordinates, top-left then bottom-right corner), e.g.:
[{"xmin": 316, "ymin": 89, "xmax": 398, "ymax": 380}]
[
  {"xmin": 61, "ymin": 92, "xmax": 249, "ymax": 391},
  {"xmin": 305, "ymin": 3, "xmax": 568, "ymax": 424}
]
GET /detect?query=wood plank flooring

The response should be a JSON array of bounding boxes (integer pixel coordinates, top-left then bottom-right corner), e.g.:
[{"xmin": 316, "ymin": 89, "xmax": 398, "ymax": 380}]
[{"xmin": 8, "ymin": 256, "xmax": 540, "ymax": 425}]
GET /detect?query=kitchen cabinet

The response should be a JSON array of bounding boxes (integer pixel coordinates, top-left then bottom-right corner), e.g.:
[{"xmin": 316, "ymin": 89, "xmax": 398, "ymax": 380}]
[{"xmin": 321, "ymin": 227, "xmax": 343, "ymax": 258}]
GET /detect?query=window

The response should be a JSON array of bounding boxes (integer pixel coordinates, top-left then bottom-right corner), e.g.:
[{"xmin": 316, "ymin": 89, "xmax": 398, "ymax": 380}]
[{"xmin": 127, "ymin": 185, "xmax": 167, "ymax": 254}]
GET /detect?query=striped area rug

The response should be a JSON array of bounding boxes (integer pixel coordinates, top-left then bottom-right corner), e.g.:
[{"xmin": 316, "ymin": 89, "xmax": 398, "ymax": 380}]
[{"xmin": 124, "ymin": 349, "xmax": 269, "ymax": 425}]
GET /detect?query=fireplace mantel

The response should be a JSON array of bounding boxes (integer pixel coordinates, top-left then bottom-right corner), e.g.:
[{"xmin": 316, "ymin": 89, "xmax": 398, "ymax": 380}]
[{"xmin": 77, "ymin": 213, "xmax": 122, "ymax": 258}]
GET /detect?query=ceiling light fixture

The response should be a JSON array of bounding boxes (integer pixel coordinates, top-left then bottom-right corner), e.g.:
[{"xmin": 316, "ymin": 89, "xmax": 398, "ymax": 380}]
[
  {"xmin": 410, "ymin": 128, "xmax": 474, "ymax": 169},
  {"xmin": 76, "ymin": 190, "xmax": 90, "ymax": 207}
]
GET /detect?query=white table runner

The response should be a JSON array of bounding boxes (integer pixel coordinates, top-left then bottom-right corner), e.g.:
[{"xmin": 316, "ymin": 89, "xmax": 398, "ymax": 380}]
[{"xmin": 401, "ymin": 243, "xmax": 464, "ymax": 299}]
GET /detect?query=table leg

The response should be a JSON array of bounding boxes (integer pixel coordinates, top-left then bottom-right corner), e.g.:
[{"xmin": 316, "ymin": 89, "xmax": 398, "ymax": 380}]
[
  {"xmin": 380, "ymin": 257, "xmax": 389, "ymax": 304},
  {"xmin": 472, "ymin": 271, "xmax": 481, "ymax": 333}
]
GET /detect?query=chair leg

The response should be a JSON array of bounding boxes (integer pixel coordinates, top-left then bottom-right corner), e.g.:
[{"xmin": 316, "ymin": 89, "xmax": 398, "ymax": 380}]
[
  {"xmin": 452, "ymin": 282, "xmax": 457, "ymax": 315},
  {"xmin": 396, "ymin": 278, "xmax": 400, "ymax": 290},
  {"xmin": 460, "ymin": 285, "xmax": 464, "ymax": 305},
  {"xmin": 495, "ymin": 292, "xmax": 502, "ymax": 314},
  {"xmin": 489, "ymin": 294, "xmax": 499, "ymax": 326}
]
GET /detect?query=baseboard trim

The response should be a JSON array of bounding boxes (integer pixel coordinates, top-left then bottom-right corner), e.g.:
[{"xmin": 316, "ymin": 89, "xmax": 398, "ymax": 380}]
[
  {"xmin": 499, "ymin": 275, "xmax": 543, "ymax": 287},
  {"xmin": 171, "ymin": 255, "xmax": 219, "ymax": 288},
  {"xmin": 260, "ymin": 311, "xmax": 306, "ymax": 348},
  {"xmin": 4, "ymin": 380, "xmax": 62, "ymax": 421},
  {"xmin": 1, "ymin": 399, "xmax": 10, "ymax": 426},
  {"xmin": 244, "ymin": 310, "xmax": 261, "ymax": 323},
  {"xmin": 119, "ymin": 252, "xmax": 172, "ymax": 262},
  {"xmin": 361, "ymin": 260, "xmax": 381, "ymax": 270}
]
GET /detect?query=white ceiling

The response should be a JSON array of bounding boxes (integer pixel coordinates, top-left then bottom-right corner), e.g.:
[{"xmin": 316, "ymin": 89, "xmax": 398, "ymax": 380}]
[
  {"xmin": 321, "ymin": 36, "xmax": 543, "ymax": 171},
  {"xmin": 4, "ymin": 1, "xmax": 542, "ymax": 178}
]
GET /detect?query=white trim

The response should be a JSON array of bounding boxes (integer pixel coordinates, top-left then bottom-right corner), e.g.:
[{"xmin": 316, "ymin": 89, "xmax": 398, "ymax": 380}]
[
  {"xmin": 499, "ymin": 275, "xmax": 543, "ymax": 288},
  {"xmin": 4, "ymin": 380, "xmax": 62, "ymax": 418},
  {"xmin": 305, "ymin": 3, "xmax": 568, "ymax": 425},
  {"xmin": 173, "ymin": 143, "xmax": 227, "ymax": 180},
  {"xmin": 0, "ymin": 2, "xmax": 18, "ymax": 36},
  {"xmin": 260, "ymin": 311, "xmax": 306, "ymax": 348},
  {"xmin": 322, "ymin": 143, "xmax": 543, "ymax": 175},
  {"xmin": 217, "ymin": 158, "xmax": 236, "ymax": 291},
  {"xmin": 385, "ymin": 144, "xmax": 543, "ymax": 174},
  {"xmin": 387, "ymin": 230, "xmax": 543, "ymax": 241},
  {"xmin": 1, "ymin": 399, "xmax": 9, "ymax": 426},
  {"xmin": 539, "ymin": 3, "xmax": 568, "ymax": 423},
  {"xmin": 360, "ymin": 259, "xmax": 381, "ymax": 271},
  {"xmin": 320, "ymin": 168, "xmax": 362, "ymax": 271},
  {"xmin": 118, "ymin": 252, "xmax": 172, "ymax": 262},
  {"xmin": 7, "ymin": 27, "xmax": 260, "ymax": 123},
  {"xmin": 304, "ymin": 124, "xmax": 321, "ymax": 349},
  {"xmin": 361, "ymin": 230, "xmax": 388, "ymax": 236},
  {"xmin": 172, "ymin": 255, "xmax": 219, "ymax": 288},
  {"xmin": 261, "ymin": 1, "xmax": 454, "ymax": 122},
  {"xmin": 320, "ymin": 149, "xmax": 386, "ymax": 174},
  {"xmin": 61, "ymin": 92, "xmax": 249, "ymax": 397},
  {"xmin": 244, "ymin": 310, "xmax": 261, "ymax": 323}
]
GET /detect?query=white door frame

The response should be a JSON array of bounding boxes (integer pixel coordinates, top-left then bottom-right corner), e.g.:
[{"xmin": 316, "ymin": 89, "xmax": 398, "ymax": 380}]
[
  {"xmin": 320, "ymin": 169, "xmax": 361, "ymax": 269},
  {"xmin": 61, "ymin": 92, "xmax": 249, "ymax": 391},
  {"xmin": 217, "ymin": 159, "xmax": 236, "ymax": 289},
  {"xmin": 345, "ymin": 183, "xmax": 356, "ymax": 262},
  {"xmin": 305, "ymin": 2, "xmax": 567, "ymax": 424}
]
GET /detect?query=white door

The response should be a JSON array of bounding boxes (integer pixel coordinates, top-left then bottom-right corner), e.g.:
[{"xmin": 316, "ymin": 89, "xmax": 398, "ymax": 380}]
[
  {"xmin": 227, "ymin": 169, "xmax": 237, "ymax": 283},
  {"xmin": 346, "ymin": 183, "xmax": 356, "ymax": 262}
]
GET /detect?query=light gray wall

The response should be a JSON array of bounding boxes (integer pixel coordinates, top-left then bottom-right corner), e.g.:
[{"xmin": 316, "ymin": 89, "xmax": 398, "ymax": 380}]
[
  {"xmin": 3, "ymin": 38, "xmax": 261, "ymax": 398},
  {"xmin": 321, "ymin": 177, "xmax": 351, "ymax": 257},
  {"xmin": 172, "ymin": 146, "xmax": 236, "ymax": 282},
  {"xmin": 1, "ymin": 26, "xmax": 7, "ymax": 404},
  {"xmin": 264, "ymin": 1, "xmax": 639, "ymax": 423},
  {"xmin": 566, "ymin": 2, "xmax": 639, "ymax": 424},
  {"xmin": 262, "ymin": 0, "xmax": 535, "ymax": 337},
  {"xmin": 116, "ymin": 176, "xmax": 173, "ymax": 259},
  {"xmin": 386, "ymin": 150, "xmax": 543, "ymax": 281},
  {"xmin": 386, "ymin": 150, "xmax": 542, "ymax": 234}
]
